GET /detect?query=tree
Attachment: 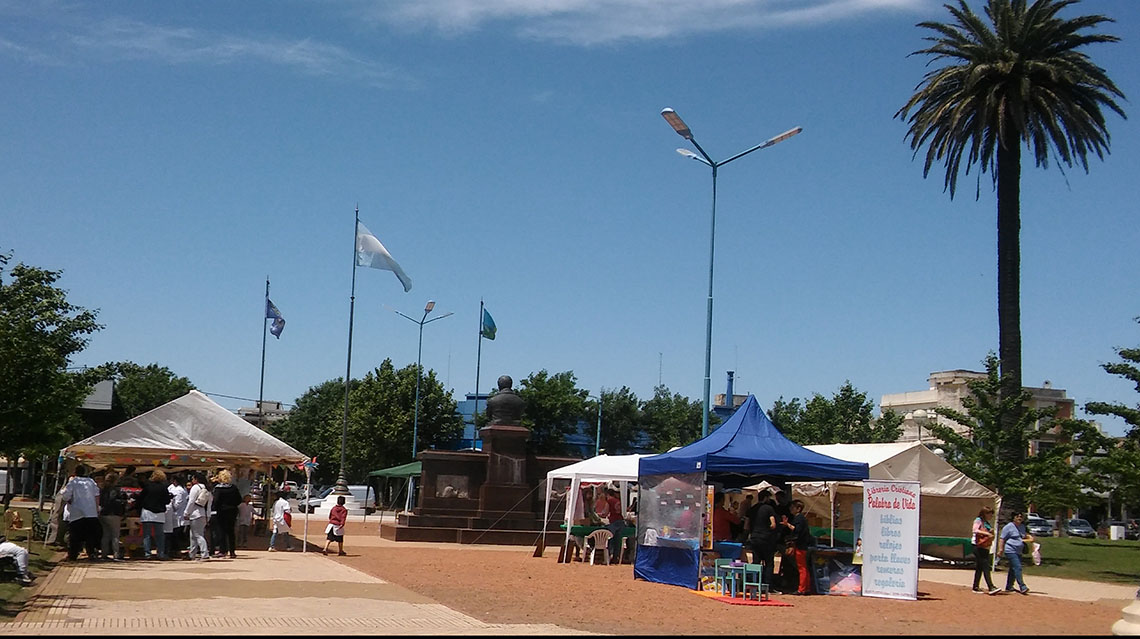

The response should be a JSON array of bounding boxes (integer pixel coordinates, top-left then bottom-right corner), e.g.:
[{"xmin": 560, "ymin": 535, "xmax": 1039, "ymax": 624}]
[
  {"xmin": 104, "ymin": 361, "xmax": 195, "ymax": 419},
  {"xmin": 927, "ymin": 353, "xmax": 1100, "ymax": 524},
  {"xmin": 589, "ymin": 386, "xmax": 642, "ymax": 455},
  {"xmin": 1084, "ymin": 317, "xmax": 1140, "ymax": 519},
  {"xmin": 896, "ymin": 0, "xmax": 1126, "ymax": 511},
  {"xmin": 642, "ymin": 385, "xmax": 707, "ymax": 453},
  {"xmin": 269, "ymin": 360, "xmax": 462, "ymax": 486},
  {"xmin": 770, "ymin": 382, "xmax": 903, "ymax": 445},
  {"xmin": 0, "ymin": 252, "xmax": 102, "ymax": 468},
  {"xmin": 517, "ymin": 370, "xmax": 587, "ymax": 456}
]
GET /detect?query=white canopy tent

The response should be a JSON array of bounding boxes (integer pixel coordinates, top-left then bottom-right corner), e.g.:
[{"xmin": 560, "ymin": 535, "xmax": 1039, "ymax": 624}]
[
  {"xmin": 779, "ymin": 442, "xmax": 999, "ymax": 559},
  {"xmin": 61, "ymin": 390, "xmax": 307, "ymax": 469},
  {"xmin": 541, "ymin": 454, "xmax": 649, "ymax": 559}
]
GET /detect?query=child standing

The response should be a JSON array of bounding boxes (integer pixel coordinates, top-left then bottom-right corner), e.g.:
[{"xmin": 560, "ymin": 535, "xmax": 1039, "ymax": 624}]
[
  {"xmin": 268, "ymin": 491, "xmax": 293, "ymax": 551},
  {"xmin": 237, "ymin": 494, "xmax": 254, "ymax": 547},
  {"xmin": 323, "ymin": 495, "xmax": 348, "ymax": 556}
]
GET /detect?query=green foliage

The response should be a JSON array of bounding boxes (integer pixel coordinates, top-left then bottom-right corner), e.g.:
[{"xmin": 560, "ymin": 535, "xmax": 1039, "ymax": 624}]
[
  {"xmin": 103, "ymin": 361, "xmax": 195, "ymax": 419},
  {"xmin": 517, "ymin": 370, "xmax": 587, "ymax": 455},
  {"xmin": 269, "ymin": 359, "xmax": 461, "ymax": 485},
  {"xmin": 1084, "ymin": 317, "xmax": 1140, "ymax": 516},
  {"xmin": 770, "ymin": 381, "xmax": 902, "ymax": 445},
  {"xmin": 590, "ymin": 386, "xmax": 642, "ymax": 455},
  {"xmin": 896, "ymin": 0, "xmax": 1125, "ymax": 198},
  {"xmin": 642, "ymin": 385, "xmax": 706, "ymax": 453},
  {"xmin": 0, "ymin": 252, "xmax": 102, "ymax": 460},
  {"xmin": 928, "ymin": 353, "xmax": 1100, "ymax": 517}
]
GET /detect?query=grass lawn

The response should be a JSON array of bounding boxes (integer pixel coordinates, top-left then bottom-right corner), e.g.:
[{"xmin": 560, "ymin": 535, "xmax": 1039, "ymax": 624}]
[
  {"xmin": 1009, "ymin": 536, "xmax": 1140, "ymax": 585},
  {"xmin": 1, "ymin": 506, "xmax": 62, "ymax": 620}
]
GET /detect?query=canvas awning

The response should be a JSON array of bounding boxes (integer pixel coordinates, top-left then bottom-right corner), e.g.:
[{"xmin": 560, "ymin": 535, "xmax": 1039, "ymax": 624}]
[{"xmin": 367, "ymin": 461, "xmax": 422, "ymax": 479}]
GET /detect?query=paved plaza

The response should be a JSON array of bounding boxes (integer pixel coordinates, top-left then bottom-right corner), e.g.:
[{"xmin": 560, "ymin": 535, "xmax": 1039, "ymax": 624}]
[{"xmin": 0, "ymin": 541, "xmax": 582, "ymax": 635}]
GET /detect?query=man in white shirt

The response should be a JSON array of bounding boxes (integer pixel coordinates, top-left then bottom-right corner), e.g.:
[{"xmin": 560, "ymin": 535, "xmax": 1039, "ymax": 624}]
[
  {"xmin": 59, "ymin": 466, "xmax": 101, "ymax": 561},
  {"xmin": 269, "ymin": 491, "xmax": 293, "ymax": 551}
]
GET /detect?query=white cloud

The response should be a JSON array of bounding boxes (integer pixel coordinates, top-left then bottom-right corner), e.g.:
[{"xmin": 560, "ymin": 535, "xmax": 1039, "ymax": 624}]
[
  {"xmin": 356, "ymin": 0, "xmax": 931, "ymax": 45},
  {"xmin": 1, "ymin": 12, "xmax": 405, "ymax": 87}
]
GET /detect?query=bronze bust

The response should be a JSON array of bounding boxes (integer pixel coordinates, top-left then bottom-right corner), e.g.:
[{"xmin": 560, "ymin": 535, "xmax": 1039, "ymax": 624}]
[{"xmin": 485, "ymin": 375, "xmax": 525, "ymax": 426}]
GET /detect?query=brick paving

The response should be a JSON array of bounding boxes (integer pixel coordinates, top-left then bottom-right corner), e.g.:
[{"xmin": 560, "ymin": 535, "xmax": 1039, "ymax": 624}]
[{"xmin": 1, "ymin": 551, "xmax": 584, "ymax": 635}]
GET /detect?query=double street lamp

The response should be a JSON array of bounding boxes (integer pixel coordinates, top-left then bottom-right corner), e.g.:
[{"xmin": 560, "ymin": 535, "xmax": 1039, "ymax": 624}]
[
  {"xmin": 661, "ymin": 107, "xmax": 802, "ymax": 438},
  {"xmin": 391, "ymin": 301, "xmax": 454, "ymax": 459}
]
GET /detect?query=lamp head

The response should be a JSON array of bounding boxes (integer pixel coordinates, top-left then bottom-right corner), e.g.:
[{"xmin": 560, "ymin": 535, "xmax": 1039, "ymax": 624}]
[
  {"xmin": 425, "ymin": 300, "xmax": 435, "ymax": 313},
  {"xmin": 661, "ymin": 108, "xmax": 692, "ymax": 140}
]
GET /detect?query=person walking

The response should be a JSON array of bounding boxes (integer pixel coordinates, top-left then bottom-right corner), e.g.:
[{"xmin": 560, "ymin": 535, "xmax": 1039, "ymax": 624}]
[
  {"xmin": 98, "ymin": 472, "xmax": 125, "ymax": 561},
  {"xmin": 999, "ymin": 512, "xmax": 1034, "ymax": 595},
  {"xmin": 184, "ymin": 473, "xmax": 211, "ymax": 561},
  {"xmin": 268, "ymin": 491, "xmax": 294, "ymax": 551},
  {"xmin": 323, "ymin": 495, "xmax": 348, "ymax": 556},
  {"xmin": 138, "ymin": 470, "xmax": 171, "ymax": 560},
  {"xmin": 60, "ymin": 466, "xmax": 101, "ymax": 561},
  {"xmin": 211, "ymin": 470, "xmax": 242, "ymax": 558},
  {"xmin": 971, "ymin": 506, "xmax": 1001, "ymax": 595}
]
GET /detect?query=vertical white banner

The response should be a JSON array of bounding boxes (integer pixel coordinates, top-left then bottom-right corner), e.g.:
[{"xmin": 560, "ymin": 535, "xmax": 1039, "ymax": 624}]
[{"xmin": 861, "ymin": 480, "xmax": 920, "ymax": 600}]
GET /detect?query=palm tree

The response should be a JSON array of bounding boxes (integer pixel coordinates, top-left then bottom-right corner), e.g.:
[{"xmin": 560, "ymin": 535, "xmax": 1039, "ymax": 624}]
[{"xmin": 896, "ymin": 0, "xmax": 1125, "ymax": 507}]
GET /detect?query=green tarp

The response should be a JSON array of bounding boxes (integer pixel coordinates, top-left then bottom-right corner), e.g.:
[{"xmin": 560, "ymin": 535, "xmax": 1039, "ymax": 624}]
[{"xmin": 367, "ymin": 461, "xmax": 421, "ymax": 479}]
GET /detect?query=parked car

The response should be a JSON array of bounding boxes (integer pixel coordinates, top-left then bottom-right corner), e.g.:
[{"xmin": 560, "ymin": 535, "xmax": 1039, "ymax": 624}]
[
  {"xmin": 1065, "ymin": 518, "xmax": 1096, "ymax": 538},
  {"xmin": 278, "ymin": 480, "xmax": 300, "ymax": 496},
  {"xmin": 1025, "ymin": 513, "xmax": 1053, "ymax": 537},
  {"xmin": 1097, "ymin": 520, "xmax": 1129, "ymax": 539},
  {"xmin": 295, "ymin": 486, "xmax": 335, "ymax": 513}
]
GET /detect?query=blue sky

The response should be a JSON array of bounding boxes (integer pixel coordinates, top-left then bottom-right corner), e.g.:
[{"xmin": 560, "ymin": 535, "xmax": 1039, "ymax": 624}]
[{"xmin": 3, "ymin": 0, "xmax": 1138, "ymax": 436}]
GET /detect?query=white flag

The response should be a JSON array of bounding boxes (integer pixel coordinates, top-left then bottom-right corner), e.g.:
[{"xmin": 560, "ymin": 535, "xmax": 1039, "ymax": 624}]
[{"xmin": 355, "ymin": 221, "xmax": 412, "ymax": 292}]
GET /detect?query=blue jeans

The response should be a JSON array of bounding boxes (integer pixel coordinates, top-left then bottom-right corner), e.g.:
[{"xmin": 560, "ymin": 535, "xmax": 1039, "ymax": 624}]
[
  {"xmin": 1003, "ymin": 551, "xmax": 1026, "ymax": 591},
  {"xmin": 269, "ymin": 529, "xmax": 292, "ymax": 550},
  {"xmin": 141, "ymin": 521, "xmax": 166, "ymax": 558}
]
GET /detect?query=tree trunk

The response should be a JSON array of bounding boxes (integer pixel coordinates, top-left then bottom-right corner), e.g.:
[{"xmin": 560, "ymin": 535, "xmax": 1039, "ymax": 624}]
[{"xmin": 997, "ymin": 132, "xmax": 1025, "ymax": 518}]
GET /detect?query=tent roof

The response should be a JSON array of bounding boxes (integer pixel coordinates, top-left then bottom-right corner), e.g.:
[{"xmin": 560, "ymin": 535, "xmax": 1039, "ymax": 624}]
[
  {"xmin": 546, "ymin": 454, "xmax": 649, "ymax": 483},
  {"xmin": 800, "ymin": 441, "xmax": 997, "ymax": 498},
  {"xmin": 62, "ymin": 390, "xmax": 306, "ymax": 467},
  {"xmin": 638, "ymin": 395, "xmax": 869, "ymax": 481},
  {"xmin": 367, "ymin": 461, "xmax": 422, "ymax": 479}
]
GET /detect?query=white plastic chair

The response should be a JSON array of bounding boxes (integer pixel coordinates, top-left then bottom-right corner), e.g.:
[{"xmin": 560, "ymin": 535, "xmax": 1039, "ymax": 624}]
[{"xmin": 585, "ymin": 529, "xmax": 613, "ymax": 566}]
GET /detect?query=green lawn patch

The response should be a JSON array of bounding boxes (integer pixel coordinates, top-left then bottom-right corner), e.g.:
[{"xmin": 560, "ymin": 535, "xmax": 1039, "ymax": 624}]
[{"xmin": 1015, "ymin": 536, "xmax": 1140, "ymax": 585}]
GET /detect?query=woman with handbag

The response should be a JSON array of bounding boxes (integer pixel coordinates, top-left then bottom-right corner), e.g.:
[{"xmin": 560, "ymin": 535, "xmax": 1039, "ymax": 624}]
[
  {"xmin": 780, "ymin": 499, "xmax": 813, "ymax": 595},
  {"xmin": 971, "ymin": 506, "xmax": 1001, "ymax": 594}
]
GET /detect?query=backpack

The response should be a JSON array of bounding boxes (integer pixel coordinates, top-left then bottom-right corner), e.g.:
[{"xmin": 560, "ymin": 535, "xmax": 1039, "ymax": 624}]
[{"xmin": 194, "ymin": 486, "xmax": 210, "ymax": 507}]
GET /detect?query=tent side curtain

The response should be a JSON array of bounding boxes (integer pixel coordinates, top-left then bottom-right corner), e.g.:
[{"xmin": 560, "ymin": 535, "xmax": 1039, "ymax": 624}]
[{"xmin": 367, "ymin": 461, "xmax": 423, "ymax": 479}]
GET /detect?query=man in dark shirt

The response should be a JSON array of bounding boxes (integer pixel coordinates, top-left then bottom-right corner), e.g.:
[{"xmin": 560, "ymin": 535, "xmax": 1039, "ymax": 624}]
[{"xmin": 746, "ymin": 493, "xmax": 778, "ymax": 589}]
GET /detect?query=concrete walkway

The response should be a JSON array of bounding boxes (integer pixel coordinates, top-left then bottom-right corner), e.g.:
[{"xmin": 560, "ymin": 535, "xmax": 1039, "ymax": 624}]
[
  {"xmin": 919, "ymin": 567, "xmax": 1137, "ymax": 606},
  {"xmin": 0, "ymin": 550, "xmax": 581, "ymax": 635}
]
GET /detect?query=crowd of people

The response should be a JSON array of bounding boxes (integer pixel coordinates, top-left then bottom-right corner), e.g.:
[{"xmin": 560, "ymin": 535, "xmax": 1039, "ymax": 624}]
[
  {"xmin": 712, "ymin": 487, "xmax": 815, "ymax": 595},
  {"xmin": 46, "ymin": 465, "xmax": 349, "ymax": 566}
]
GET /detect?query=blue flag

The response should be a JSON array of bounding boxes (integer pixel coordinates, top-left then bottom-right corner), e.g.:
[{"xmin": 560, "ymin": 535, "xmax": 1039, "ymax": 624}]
[
  {"xmin": 266, "ymin": 298, "xmax": 285, "ymax": 339},
  {"xmin": 481, "ymin": 308, "xmax": 496, "ymax": 341}
]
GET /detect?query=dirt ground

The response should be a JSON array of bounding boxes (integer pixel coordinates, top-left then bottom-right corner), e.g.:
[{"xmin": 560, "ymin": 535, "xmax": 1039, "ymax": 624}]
[{"xmin": 333, "ymin": 523, "xmax": 1120, "ymax": 635}]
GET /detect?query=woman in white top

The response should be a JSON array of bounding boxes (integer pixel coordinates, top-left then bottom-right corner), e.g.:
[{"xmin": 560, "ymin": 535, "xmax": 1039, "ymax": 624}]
[{"xmin": 184, "ymin": 473, "xmax": 211, "ymax": 561}]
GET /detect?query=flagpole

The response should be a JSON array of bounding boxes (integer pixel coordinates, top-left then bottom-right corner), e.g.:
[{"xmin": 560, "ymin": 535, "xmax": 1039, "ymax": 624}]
[
  {"xmin": 473, "ymin": 298, "xmax": 484, "ymax": 449},
  {"xmin": 336, "ymin": 206, "xmax": 359, "ymax": 496},
  {"xmin": 259, "ymin": 277, "xmax": 269, "ymax": 429}
]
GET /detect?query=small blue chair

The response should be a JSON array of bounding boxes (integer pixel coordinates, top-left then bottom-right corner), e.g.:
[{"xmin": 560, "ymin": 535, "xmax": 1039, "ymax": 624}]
[{"xmin": 741, "ymin": 562, "xmax": 769, "ymax": 601}]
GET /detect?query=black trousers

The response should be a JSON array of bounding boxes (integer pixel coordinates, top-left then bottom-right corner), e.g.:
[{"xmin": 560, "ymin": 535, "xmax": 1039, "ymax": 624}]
[
  {"xmin": 215, "ymin": 511, "xmax": 238, "ymax": 556},
  {"xmin": 749, "ymin": 540, "xmax": 777, "ymax": 589},
  {"xmin": 973, "ymin": 546, "xmax": 996, "ymax": 589},
  {"xmin": 68, "ymin": 517, "xmax": 101, "ymax": 560}
]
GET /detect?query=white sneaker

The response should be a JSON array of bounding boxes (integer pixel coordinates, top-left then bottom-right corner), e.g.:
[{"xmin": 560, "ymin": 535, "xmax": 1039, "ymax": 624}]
[{"xmin": 267, "ymin": 547, "xmax": 276, "ymax": 552}]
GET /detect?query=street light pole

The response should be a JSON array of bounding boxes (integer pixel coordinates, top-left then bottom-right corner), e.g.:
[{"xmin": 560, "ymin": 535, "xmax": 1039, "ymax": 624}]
[
  {"xmin": 392, "ymin": 301, "xmax": 454, "ymax": 459},
  {"xmin": 588, "ymin": 393, "xmax": 604, "ymax": 457},
  {"xmin": 661, "ymin": 107, "xmax": 802, "ymax": 438}
]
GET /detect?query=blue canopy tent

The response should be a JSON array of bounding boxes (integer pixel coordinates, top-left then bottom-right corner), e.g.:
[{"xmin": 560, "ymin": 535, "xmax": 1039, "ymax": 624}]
[{"xmin": 634, "ymin": 394, "xmax": 869, "ymax": 589}]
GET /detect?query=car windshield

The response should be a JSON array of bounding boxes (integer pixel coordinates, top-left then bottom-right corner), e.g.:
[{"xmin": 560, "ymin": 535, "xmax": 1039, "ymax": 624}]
[
  {"xmin": 1071, "ymin": 519, "xmax": 1091, "ymax": 527},
  {"xmin": 319, "ymin": 487, "xmax": 334, "ymax": 498}
]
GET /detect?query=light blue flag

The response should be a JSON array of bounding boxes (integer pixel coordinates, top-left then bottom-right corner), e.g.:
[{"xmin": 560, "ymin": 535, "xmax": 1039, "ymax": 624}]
[
  {"xmin": 266, "ymin": 298, "xmax": 285, "ymax": 338},
  {"xmin": 481, "ymin": 308, "xmax": 496, "ymax": 340},
  {"xmin": 356, "ymin": 221, "xmax": 412, "ymax": 293}
]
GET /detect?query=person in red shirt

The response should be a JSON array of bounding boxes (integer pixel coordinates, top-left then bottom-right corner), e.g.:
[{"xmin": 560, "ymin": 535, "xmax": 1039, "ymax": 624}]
[
  {"xmin": 323, "ymin": 496, "xmax": 348, "ymax": 556},
  {"xmin": 712, "ymin": 492, "xmax": 741, "ymax": 542}
]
